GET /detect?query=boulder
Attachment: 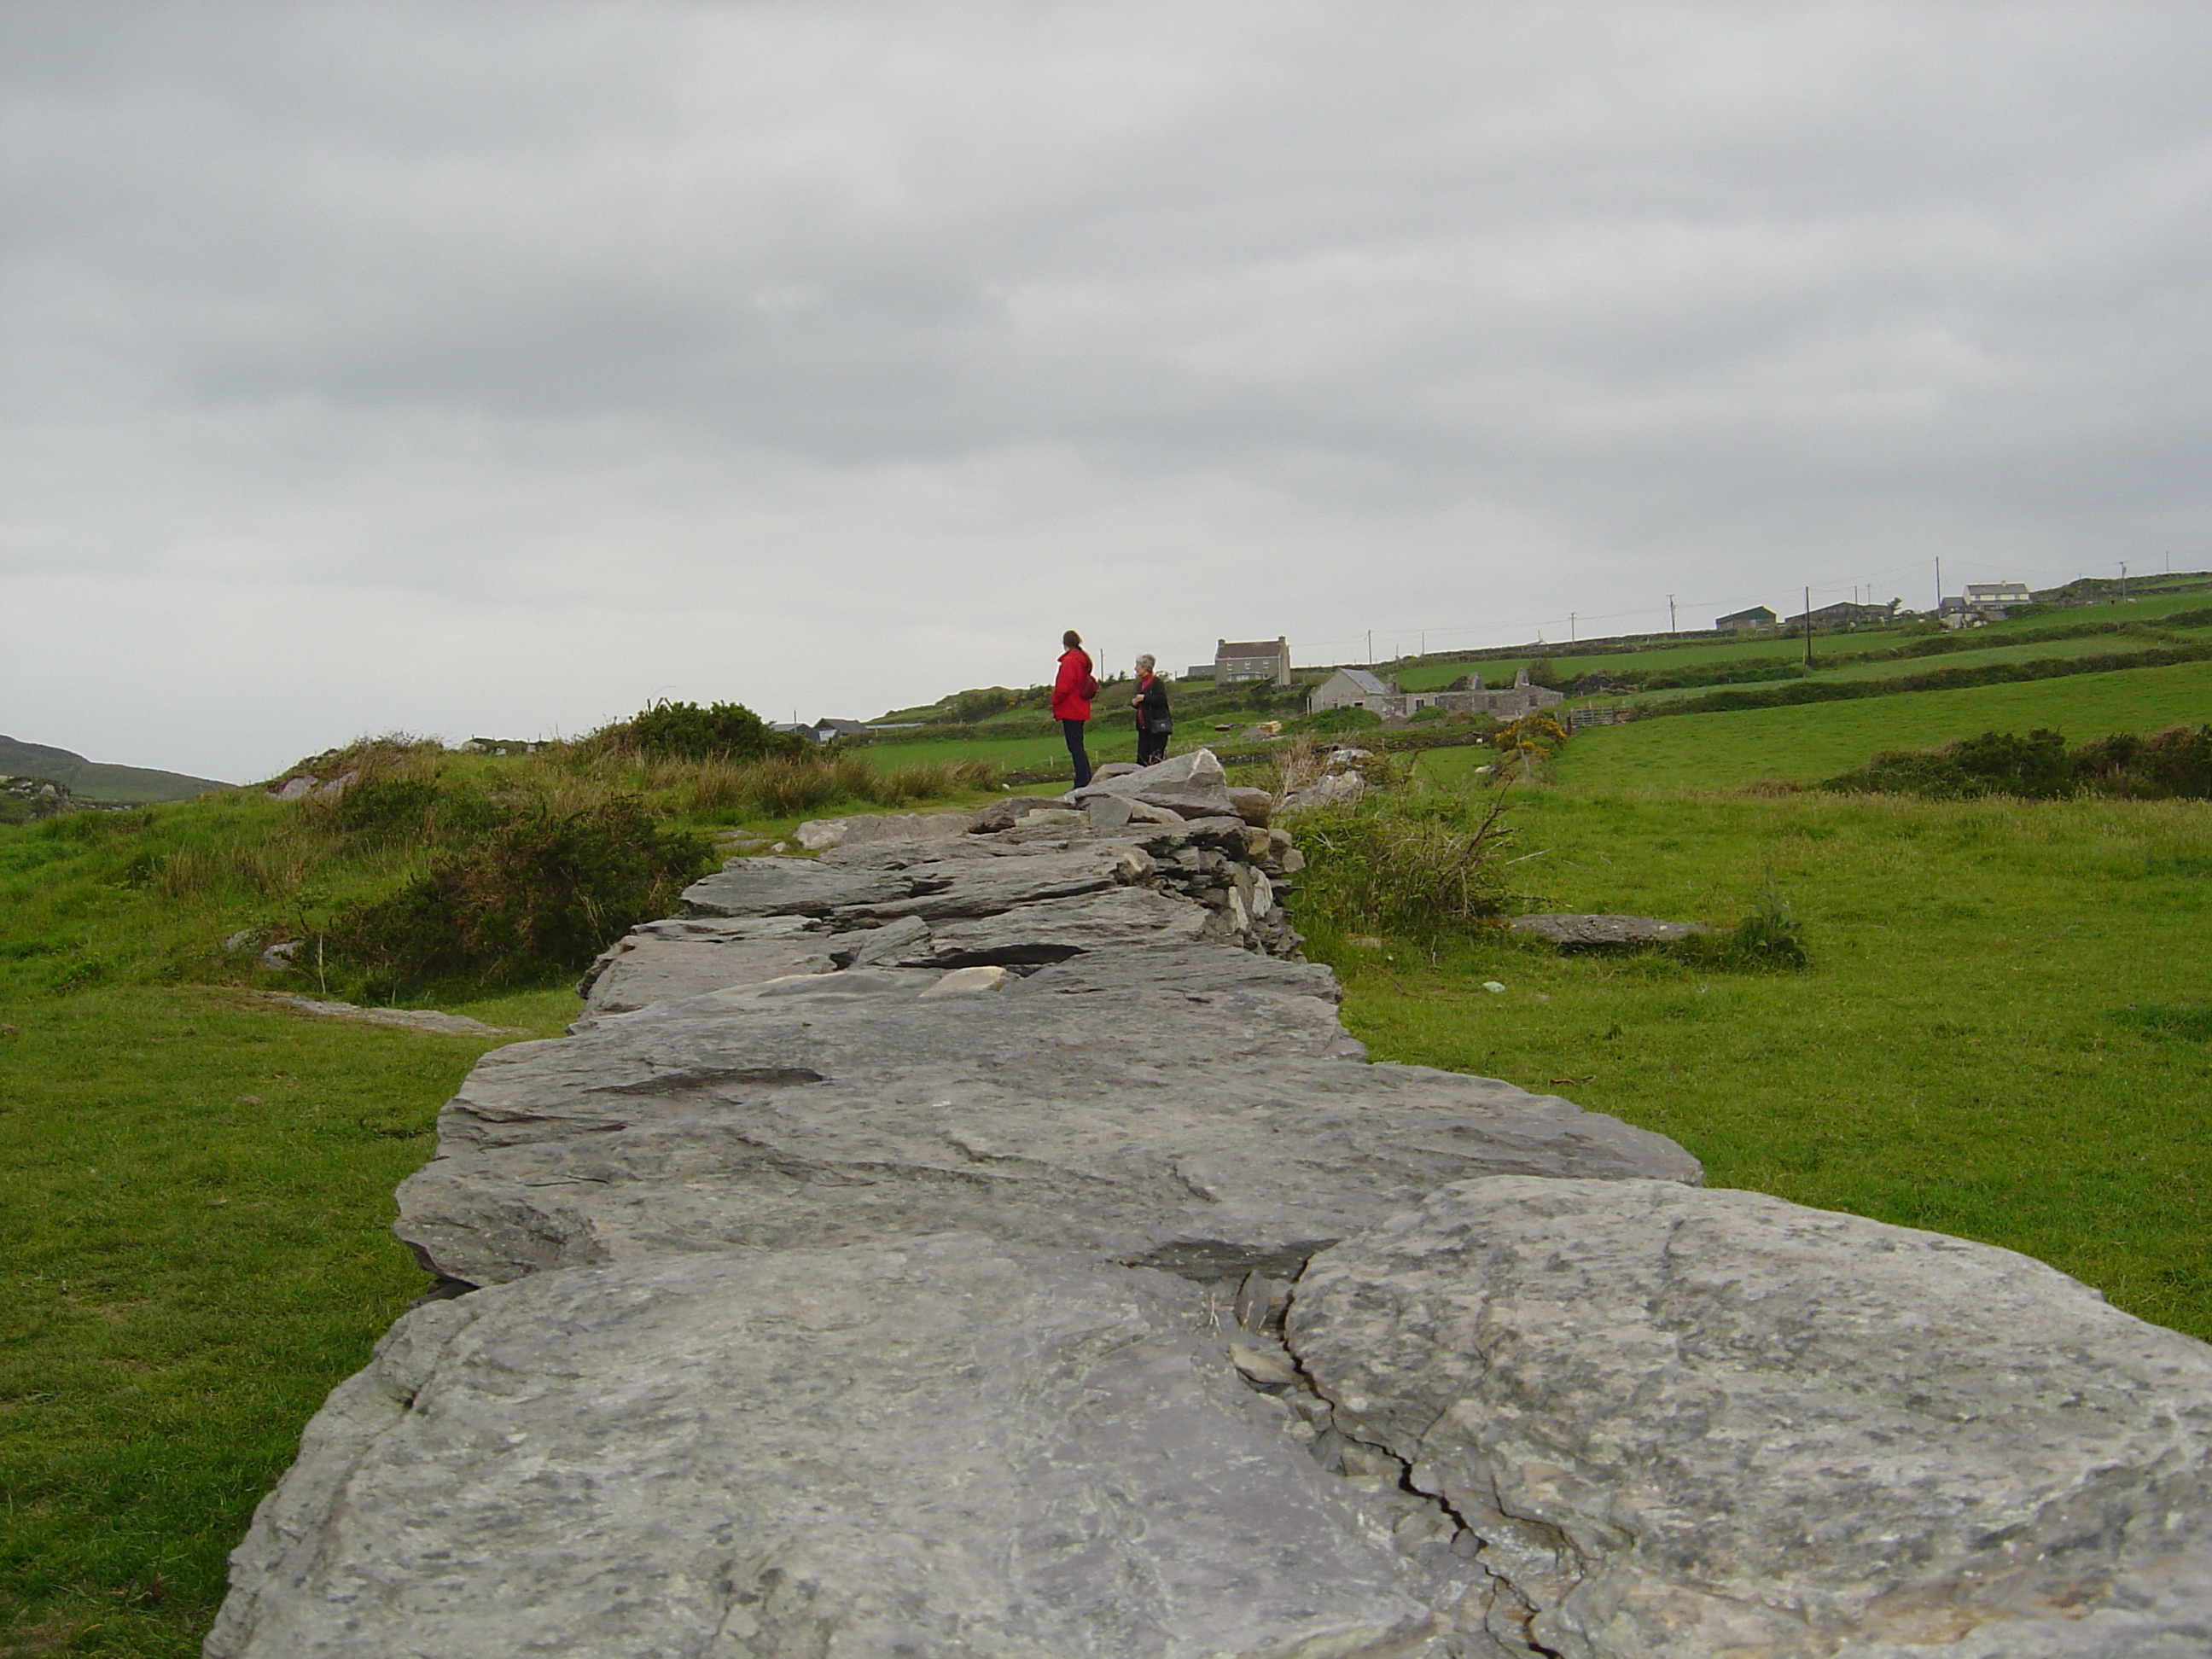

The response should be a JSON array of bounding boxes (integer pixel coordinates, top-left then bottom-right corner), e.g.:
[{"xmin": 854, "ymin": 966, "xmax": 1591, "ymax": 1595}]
[
  {"xmin": 967, "ymin": 795, "xmax": 1068, "ymax": 832},
  {"xmin": 1509, "ymin": 913, "xmax": 1712, "ymax": 952},
  {"xmin": 393, "ymin": 968, "xmax": 1700, "ymax": 1289},
  {"xmin": 1069, "ymin": 748, "xmax": 1239, "ymax": 820},
  {"xmin": 205, "ymin": 1238, "xmax": 1448, "ymax": 1659},
  {"xmin": 1226, "ymin": 786, "xmax": 1273, "ymax": 827},
  {"xmin": 1289, "ymin": 1177, "xmax": 2212, "ymax": 1659},
  {"xmin": 791, "ymin": 810, "xmax": 974, "ymax": 852},
  {"xmin": 1278, "ymin": 771, "xmax": 1366, "ymax": 816}
]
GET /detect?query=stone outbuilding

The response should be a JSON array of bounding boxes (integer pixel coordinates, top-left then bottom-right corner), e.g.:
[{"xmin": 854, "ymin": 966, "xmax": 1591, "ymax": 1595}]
[
  {"xmin": 1715, "ymin": 605, "xmax": 1777, "ymax": 633},
  {"xmin": 1214, "ymin": 637, "xmax": 1291, "ymax": 686}
]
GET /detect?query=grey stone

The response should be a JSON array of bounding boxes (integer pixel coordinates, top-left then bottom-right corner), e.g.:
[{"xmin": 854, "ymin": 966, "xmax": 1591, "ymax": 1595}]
[
  {"xmin": 1510, "ymin": 913, "xmax": 1713, "ymax": 951},
  {"xmin": 1069, "ymin": 748, "xmax": 1240, "ymax": 820},
  {"xmin": 578, "ymin": 936, "xmax": 839, "ymax": 1016},
  {"xmin": 967, "ymin": 795, "xmax": 1068, "ymax": 832},
  {"xmin": 269, "ymin": 776, "xmax": 316, "ymax": 801},
  {"xmin": 206, "ymin": 1237, "xmax": 1449, "ymax": 1659},
  {"xmin": 791, "ymin": 810, "xmax": 974, "ymax": 852},
  {"xmin": 1086, "ymin": 793, "xmax": 1135, "ymax": 830},
  {"xmin": 263, "ymin": 995, "xmax": 526, "ymax": 1038},
  {"xmin": 919, "ymin": 963, "xmax": 1012, "ymax": 997},
  {"xmin": 833, "ymin": 911, "xmax": 932, "ymax": 967},
  {"xmin": 680, "ymin": 857, "xmax": 911, "ymax": 919},
  {"xmin": 1226, "ymin": 786, "xmax": 1273, "ymax": 827},
  {"xmin": 1289, "ymin": 1177, "xmax": 2212, "ymax": 1659},
  {"xmin": 878, "ymin": 886, "xmax": 1212, "ymax": 966},
  {"xmin": 392, "ymin": 972, "xmax": 1699, "ymax": 1289},
  {"xmin": 1278, "ymin": 771, "xmax": 1366, "ymax": 815},
  {"xmin": 1016, "ymin": 807, "xmax": 1086, "ymax": 828}
]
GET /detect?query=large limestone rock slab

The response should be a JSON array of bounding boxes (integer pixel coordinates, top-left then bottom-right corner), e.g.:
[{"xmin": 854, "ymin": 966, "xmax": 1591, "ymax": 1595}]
[
  {"xmin": 394, "ymin": 963, "xmax": 1699, "ymax": 1289},
  {"xmin": 1288, "ymin": 1177, "xmax": 2212, "ymax": 1659},
  {"xmin": 207, "ymin": 1236, "xmax": 1449, "ymax": 1659},
  {"xmin": 681, "ymin": 843, "xmax": 1154, "ymax": 928},
  {"xmin": 790, "ymin": 809, "xmax": 974, "ymax": 851},
  {"xmin": 579, "ymin": 936, "xmax": 840, "ymax": 1015},
  {"xmin": 1069, "ymin": 748, "xmax": 1238, "ymax": 820}
]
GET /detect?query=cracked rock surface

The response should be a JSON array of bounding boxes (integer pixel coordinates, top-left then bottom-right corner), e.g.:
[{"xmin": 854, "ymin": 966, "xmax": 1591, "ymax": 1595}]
[
  {"xmin": 211, "ymin": 789, "xmax": 2212, "ymax": 1658},
  {"xmin": 1291, "ymin": 1177, "xmax": 2212, "ymax": 1658}
]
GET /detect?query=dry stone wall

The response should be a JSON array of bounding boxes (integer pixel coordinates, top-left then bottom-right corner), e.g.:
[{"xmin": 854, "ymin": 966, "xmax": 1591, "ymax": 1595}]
[{"xmin": 209, "ymin": 754, "xmax": 2212, "ymax": 1657}]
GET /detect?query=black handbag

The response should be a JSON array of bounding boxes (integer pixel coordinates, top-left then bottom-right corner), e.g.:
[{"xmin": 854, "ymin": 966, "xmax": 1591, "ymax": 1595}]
[{"xmin": 1145, "ymin": 708, "xmax": 1173, "ymax": 735}]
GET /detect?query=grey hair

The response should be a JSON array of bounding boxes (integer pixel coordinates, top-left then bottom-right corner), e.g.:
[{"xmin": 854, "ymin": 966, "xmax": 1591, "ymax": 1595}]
[{"xmin": 1135, "ymin": 653, "xmax": 1156, "ymax": 670}]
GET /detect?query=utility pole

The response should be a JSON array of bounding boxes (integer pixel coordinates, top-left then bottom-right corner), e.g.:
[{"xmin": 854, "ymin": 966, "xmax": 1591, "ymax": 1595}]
[
  {"xmin": 1668, "ymin": 593, "xmax": 1677, "ymax": 634},
  {"xmin": 1803, "ymin": 585, "xmax": 1813, "ymax": 666},
  {"xmin": 2120, "ymin": 562, "xmax": 2129, "ymax": 603},
  {"xmin": 1366, "ymin": 629, "xmax": 1373, "ymax": 665},
  {"xmin": 1935, "ymin": 556, "xmax": 1942, "ymax": 611},
  {"xmin": 1569, "ymin": 612, "xmax": 1577, "ymax": 641}
]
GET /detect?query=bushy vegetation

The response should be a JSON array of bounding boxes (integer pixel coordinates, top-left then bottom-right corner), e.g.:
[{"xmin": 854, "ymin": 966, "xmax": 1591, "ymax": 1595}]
[
  {"xmin": 579, "ymin": 699, "xmax": 811, "ymax": 764},
  {"xmin": 1290, "ymin": 780, "xmax": 1516, "ymax": 943},
  {"xmin": 2, "ymin": 705, "xmax": 1000, "ymax": 1008},
  {"xmin": 330, "ymin": 795, "xmax": 713, "ymax": 996},
  {"xmin": 1824, "ymin": 725, "xmax": 2212, "ymax": 801}
]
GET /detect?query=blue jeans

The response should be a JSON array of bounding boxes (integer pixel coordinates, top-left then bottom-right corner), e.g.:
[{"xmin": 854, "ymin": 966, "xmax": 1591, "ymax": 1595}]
[{"xmin": 1061, "ymin": 719, "xmax": 1091, "ymax": 788}]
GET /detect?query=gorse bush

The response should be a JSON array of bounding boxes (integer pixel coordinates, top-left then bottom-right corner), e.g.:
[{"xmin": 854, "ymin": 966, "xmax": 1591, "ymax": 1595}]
[
  {"xmin": 582, "ymin": 699, "xmax": 811, "ymax": 764},
  {"xmin": 329, "ymin": 794, "xmax": 714, "ymax": 995},
  {"xmin": 1294, "ymin": 784, "xmax": 1516, "ymax": 942},
  {"xmin": 1824, "ymin": 725, "xmax": 2212, "ymax": 800}
]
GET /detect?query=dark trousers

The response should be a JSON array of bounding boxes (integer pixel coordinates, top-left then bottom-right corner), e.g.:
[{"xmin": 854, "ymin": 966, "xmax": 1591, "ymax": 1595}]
[
  {"xmin": 1062, "ymin": 718, "xmax": 1092, "ymax": 788},
  {"xmin": 1136, "ymin": 726, "xmax": 1168, "ymax": 766}
]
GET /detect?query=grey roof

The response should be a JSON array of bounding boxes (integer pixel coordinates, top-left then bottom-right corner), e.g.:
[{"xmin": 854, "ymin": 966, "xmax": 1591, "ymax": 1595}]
[
  {"xmin": 1336, "ymin": 668, "xmax": 1391, "ymax": 695},
  {"xmin": 1716, "ymin": 606, "xmax": 1775, "ymax": 623},
  {"xmin": 1217, "ymin": 639, "xmax": 1284, "ymax": 657}
]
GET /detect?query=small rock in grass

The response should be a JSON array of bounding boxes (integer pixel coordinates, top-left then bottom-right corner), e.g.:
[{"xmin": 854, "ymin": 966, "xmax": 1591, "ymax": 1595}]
[{"xmin": 1481, "ymin": 981, "xmax": 1506, "ymax": 993}]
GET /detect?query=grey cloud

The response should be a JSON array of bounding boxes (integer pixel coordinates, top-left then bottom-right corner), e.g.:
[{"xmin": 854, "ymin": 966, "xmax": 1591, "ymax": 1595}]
[{"xmin": 5, "ymin": 3, "xmax": 2211, "ymax": 777}]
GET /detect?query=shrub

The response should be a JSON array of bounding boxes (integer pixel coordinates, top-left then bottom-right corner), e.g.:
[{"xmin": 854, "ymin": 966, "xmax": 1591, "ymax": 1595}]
[
  {"xmin": 1825, "ymin": 726, "xmax": 2210, "ymax": 801},
  {"xmin": 329, "ymin": 794, "xmax": 714, "ymax": 993},
  {"xmin": 1292, "ymin": 787, "xmax": 1515, "ymax": 941},
  {"xmin": 585, "ymin": 700, "xmax": 809, "ymax": 764}
]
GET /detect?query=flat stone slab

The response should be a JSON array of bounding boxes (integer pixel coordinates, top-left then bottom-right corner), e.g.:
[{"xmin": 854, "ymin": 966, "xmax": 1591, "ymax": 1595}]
[
  {"xmin": 206, "ymin": 1236, "xmax": 1448, "ymax": 1659},
  {"xmin": 791, "ymin": 809, "xmax": 975, "ymax": 851},
  {"xmin": 261, "ymin": 996, "xmax": 525, "ymax": 1038},
  {"xmin": 1289, "ymin": 1177, "xmax": 2212, "ymax": 1659},
  {"xmin": 394, "ymin": 960, "xmax": 1700, "ymax": 1289},
  {"xmin": 579, "ymin": 935, "xmax": 841, "ymax": 1016},
  {"xmin": 1509, "ymin": 913, "xmax": 1712, "ymax": 950}
]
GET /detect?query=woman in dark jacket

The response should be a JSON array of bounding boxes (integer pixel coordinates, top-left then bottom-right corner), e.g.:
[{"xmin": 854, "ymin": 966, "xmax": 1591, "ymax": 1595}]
[
  {"xmin": 1051, "ymin": 630, "xmax": 1096, "ymax": 788},
  {"xmin": 1130, "ymin": 654, "xmax": 1170, "ymax": 766}
]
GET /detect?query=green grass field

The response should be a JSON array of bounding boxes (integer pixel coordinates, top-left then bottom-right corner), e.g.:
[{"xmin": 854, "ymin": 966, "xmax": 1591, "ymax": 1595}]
[
  {"xmin": 0, "ymin": 984, "xmax": 575, "ymax": 1656},
  {"xmin": 4, "ymin": 655, "xmax": 2210, "ymax": 1655},
  {"xmin": 1544, "ymin": 659, "xmax": 2212, "ymax": 790}
]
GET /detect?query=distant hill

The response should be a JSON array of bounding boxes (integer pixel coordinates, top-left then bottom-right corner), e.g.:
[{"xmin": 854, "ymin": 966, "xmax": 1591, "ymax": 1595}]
[{"xmin": 0, "ymin": 736, "xmax": 234, "ymax": 804}]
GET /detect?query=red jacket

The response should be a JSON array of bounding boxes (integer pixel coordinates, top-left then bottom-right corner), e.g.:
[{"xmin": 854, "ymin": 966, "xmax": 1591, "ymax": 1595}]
[{"xmin": 1051, "ymin": 649, "xmax": 1095, "ymax": 720}]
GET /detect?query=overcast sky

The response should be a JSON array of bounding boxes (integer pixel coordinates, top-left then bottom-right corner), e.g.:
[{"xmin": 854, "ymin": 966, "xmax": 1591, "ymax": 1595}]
[{"xmin": 6, "ymin": 3, "xmax": 2209, "ymax": 781}]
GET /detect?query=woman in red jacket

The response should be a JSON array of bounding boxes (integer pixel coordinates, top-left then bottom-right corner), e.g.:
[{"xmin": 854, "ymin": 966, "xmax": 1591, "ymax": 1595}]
[{"xmin": 1051, "ymin": 630, "xmax": 1097, "ymax": 788}]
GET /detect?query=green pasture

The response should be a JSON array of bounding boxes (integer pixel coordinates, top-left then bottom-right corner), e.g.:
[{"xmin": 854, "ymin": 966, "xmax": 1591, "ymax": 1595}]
[
  {"xmin": 0, "ymin": 983, "xmax": 575, "ymax": 1656},
  {"xmin": 1390, "ymin": 630, "xmax": 1844, "ymax": 692},
  {"xmin": 1538, "ymin": 659, "xmax": 2212, "ymax": 792},
  {"xmin": 1316, "ymin": 789, "xmax": 2212, "ymax": 1339}
]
